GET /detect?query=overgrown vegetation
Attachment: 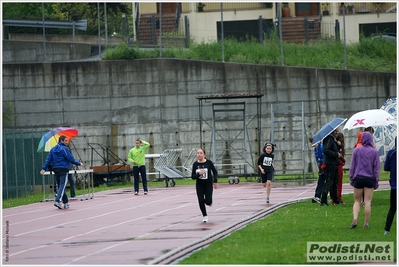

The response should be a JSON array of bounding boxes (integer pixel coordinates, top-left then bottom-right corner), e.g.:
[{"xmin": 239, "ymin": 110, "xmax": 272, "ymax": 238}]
[
  {"xmin": 104, "ymin": 36, "xmax": 396, "ymax": 72},
  {"xmin": 2, "ymin": 94, "xmax": 18, "ymax": 127},
  {"xmin": 103, "ymin": 42, "xmax": 138, "ymax": 60}
]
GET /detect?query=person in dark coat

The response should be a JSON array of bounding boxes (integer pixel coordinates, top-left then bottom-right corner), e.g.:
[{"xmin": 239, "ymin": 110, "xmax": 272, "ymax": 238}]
[
  {"xmin": 384, "ymin": 137, "xmax": 397, "ymax": 235},
  {"xmin": 320, "ymin": 128, "xmax": 343, "ymax": 206}
]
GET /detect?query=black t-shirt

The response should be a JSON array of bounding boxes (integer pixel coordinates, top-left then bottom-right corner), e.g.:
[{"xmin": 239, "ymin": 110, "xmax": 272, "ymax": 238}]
[
  {"xmin": 258, "ymin": 152, "xmax": 274, "ymax": 172},
  {"xmin": 191, "ymin": 160, "xmax": 218, "ymax": 184}
]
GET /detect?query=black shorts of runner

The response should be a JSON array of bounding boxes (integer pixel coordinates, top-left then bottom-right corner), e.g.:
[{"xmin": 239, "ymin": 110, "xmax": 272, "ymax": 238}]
[
  {"xmin": 353, "ymin": 177, "xmax": 375, "ymax": 189},
  {"xmin": 261, "ymin": 171, "xmax": 273, "ymax": 183}
]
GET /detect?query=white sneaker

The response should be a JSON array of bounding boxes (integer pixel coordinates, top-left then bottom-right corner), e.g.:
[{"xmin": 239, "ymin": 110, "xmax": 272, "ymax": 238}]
[
  {"xmin": 134, "ymin": 191, "xmax": 138, "ymax": 195},
  {"xmin": 144, "ymin": 191, "xmax": 148, "ymax": 195},
  {"xmin": 202, "ymin": 216, "xmax": 208, "ymax": 223},
  {"xmin": 64, "ymin": 203, "xmax": 70, "ymax": 209}
]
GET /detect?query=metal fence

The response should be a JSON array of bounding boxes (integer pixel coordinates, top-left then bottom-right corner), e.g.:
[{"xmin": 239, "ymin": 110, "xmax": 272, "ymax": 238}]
[{"xmin": 3, "ymin": 129, "xmax": 47, "ymax": 200}]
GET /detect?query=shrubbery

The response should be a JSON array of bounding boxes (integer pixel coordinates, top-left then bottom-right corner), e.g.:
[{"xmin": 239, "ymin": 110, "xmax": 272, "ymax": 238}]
[{"xmin": 104, "ymin": 37, "xmax": 396, "ymax": 72}]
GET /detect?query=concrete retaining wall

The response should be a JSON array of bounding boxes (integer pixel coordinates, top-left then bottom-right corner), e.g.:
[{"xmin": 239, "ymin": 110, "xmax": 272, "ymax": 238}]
[
  {"xmin": 3, "ymin": 40, "xmax": 92, "ymax": 63},
  {"xmin": 2, "ymin": 59, "xmax": 396, "ymax": 173},
  {"xmin": 8, "ymin": 33, "xmax": 124, "ymax": 46}
]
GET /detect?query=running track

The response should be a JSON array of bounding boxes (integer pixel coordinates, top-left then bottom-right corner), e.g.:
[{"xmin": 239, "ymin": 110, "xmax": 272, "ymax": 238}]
[{"xmin": 2, "ymin": 181, "xmax": 390, "ymax": 265}]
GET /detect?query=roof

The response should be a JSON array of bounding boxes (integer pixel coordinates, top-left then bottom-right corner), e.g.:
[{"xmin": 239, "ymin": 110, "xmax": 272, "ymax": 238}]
[{"xmin": 196, "ymin": 93, "xmax": 264, "ymax": 100}]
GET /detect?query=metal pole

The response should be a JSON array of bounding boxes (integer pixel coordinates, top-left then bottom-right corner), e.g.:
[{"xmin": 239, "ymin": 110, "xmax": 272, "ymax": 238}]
[
  {"xmin": 160, "ymin": 3, "xmax": 162, "ymax": 57},
  {"xmin": 151, "ymin": 13, "xmax": 156, "ymax": 46},
  {"xmin": 132, "ymin": 3, "xmax": 137, "ymax": 42},
  {"xmin": 97, "ymin": 3, "xmax": 101, "ymax": 56},
  {"xmin": 258, "ymin": 15, "xmax": 263, "ymax": 45},
  {"xmin": 220, "ymin": 3, "xmax": 224, "ymax": 62},
  {"xmin": 42, "ymin": 3, "xmax": 46, "ymax": 62},
  {"xmin": 104, "ymin": 3, "xmax": 108, "ymax": 45},
  {"xmin": 304, "ymin": 17, "xmax": 308, "ymax": 45},
  {"xmin": 122, "ymin": 13, "xmax": 127, "ymax": 41},
  {"xmin": 72, "ymin": 21, "xmax": 75, "ymax": 42},
  {"xmin": 301, "ymin": 102, "xmax": 306, "ymax": 185},
  {"xmin": 184, "ymin": 15, "xmax": 189, "ymax": 48},
  {"xmin": 277, "ymin": 3, "xmax": 284, "ymax": 66},
  {"xmin": 343, "ymin": 7, "xmax": 347, "ymax": 69}
]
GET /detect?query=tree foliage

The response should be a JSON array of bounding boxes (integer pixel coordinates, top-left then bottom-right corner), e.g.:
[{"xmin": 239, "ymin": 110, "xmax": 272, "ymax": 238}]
[{"xmin": 3, "ymin": 2, "xmax": 132, "ymax": 35}]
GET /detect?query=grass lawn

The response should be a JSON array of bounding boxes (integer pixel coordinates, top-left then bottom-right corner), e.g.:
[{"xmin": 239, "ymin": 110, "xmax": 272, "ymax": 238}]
[{"xmin": 178, "ymin": 190, "xmax": 396, "ymax": 264}]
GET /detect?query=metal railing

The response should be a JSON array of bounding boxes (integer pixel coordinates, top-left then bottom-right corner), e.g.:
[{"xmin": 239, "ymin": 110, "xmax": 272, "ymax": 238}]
[{"xmin": 322, "ymin": 2, "xmax": 396, "ymax": 16}]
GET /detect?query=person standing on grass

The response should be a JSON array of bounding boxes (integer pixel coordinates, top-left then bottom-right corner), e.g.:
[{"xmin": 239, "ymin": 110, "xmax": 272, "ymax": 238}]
[
  {"xmin": 336, "ymin": 132, "xmax": 346, "ymax": 204},
  {"xmin": 320, "ymin": 128, "xmax": 342, "ymax": 206},
  {"xmin": 40, "ymin": 135, "xmax": 84, "ymax": 209},
  {"xmin": 349, "ymin": 131, "xmax": 380, "ymax": 229},
  {"xmin": 258, "ymin": 142, "xmax": 275, "ymax": 204},
  {"xmin": 191, "ymin": 148, "xmax": 218, "ymax": 223},
  {"xmin": 309, "ymin": 137, "xmax": 325, "ymax": 204},
  {"xmin": 384, "ymin": 137, "xmax": 396, "ymax": 235},
  {"xmin": 128, "ymin": 138, "xmax": 150, "ymax": 195}
]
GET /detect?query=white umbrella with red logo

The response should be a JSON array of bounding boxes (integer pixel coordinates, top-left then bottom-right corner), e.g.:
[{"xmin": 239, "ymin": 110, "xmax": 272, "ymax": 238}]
[{"xmin": 343, "ymin": 109, "xmax": 396, "ymax": 131}]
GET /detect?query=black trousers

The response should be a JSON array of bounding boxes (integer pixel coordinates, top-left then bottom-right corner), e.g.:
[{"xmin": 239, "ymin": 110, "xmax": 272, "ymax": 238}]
[
  {"xmin": 385, "ymin": 189, "xmax": 397, "ymax": 232},
  {"xmin": 321, "ymin": 164, "xmax": 340, "ymax": 204},
  {"xmin": 196, "ymin": 182, "xmax": 213, "ymax": 216}
]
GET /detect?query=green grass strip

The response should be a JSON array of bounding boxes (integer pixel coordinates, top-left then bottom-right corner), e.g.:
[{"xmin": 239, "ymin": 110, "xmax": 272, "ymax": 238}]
[{"xmin": 178, "ymin": 190, "xmax": 396, "ymax": 264}]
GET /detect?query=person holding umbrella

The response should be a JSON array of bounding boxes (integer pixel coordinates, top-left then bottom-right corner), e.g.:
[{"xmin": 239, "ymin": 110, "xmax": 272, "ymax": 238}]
[
  {"xmin": 40, "ymin": 135, "xmax": 84, "ymax": 209},
  {"xmin": 312, "ymin": 118, "xmax": 346, "ymax": 206},
  {"xmin": 320, "ymin": 128, "xmax": 343, "ymax": 206}
]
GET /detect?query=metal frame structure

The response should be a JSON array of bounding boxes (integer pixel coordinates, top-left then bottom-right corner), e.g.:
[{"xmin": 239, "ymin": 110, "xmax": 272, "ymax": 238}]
[
  {"xmin": 87, "ymin": 143, "xmax": 131, "ymax": 185},
  {"xmin": 2, "ymin": 18, "xmax": 87, "ymax": 41},
  {"xmin": 197, "ymin": 93, "xmax": 263, "ymax": 177},
  {"xmin": 42, "ymin": 169, "xmax": 94, "ymax": 202},
  {"xmin": 270, "ymin": 102, "xmax": 312, "ymax": 185}
]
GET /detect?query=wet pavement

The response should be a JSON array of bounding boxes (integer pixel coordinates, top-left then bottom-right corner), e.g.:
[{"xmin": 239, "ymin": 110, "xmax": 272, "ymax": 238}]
[{"xmin": 2, "ymin": 181, "xmax": 390, "ymax": 265}]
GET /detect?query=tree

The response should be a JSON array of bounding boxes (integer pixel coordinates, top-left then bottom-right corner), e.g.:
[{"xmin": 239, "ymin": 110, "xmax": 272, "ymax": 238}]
[
  {"xmin": 3, "ymin": 2, "xmax": 132, "ymax": 36},
  {"xmin": 3, "ymin": 2, "xmax": 54, "ymax": 19}
]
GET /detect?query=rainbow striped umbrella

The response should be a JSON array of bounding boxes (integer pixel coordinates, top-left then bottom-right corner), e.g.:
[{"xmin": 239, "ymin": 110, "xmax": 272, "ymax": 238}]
[{"xmin": 37, "ymin": 127, "xmax": 78, "ymax": 152}]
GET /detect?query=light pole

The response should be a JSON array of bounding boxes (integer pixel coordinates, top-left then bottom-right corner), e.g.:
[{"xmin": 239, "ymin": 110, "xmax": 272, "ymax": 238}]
[
  {"xmin": 220, "ymin": 3, "xmax": 224, "ymax": 62},
  {"xmin": 42, "ymin": 3, "xmax": 46, "ymax": 62},
  {"xmin": 97, "ymin": 3, "xmax": 101, "ymax": 55}
]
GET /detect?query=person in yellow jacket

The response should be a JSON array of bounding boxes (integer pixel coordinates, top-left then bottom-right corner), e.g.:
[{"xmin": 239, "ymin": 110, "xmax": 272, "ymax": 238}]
[{"xmin": 128, "ymin": 138, "xmax": 150, "ymax": 195}]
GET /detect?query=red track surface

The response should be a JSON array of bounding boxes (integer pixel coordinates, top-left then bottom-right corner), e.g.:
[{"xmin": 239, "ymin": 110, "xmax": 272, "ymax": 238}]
[{"xmin": 2, "ymin": 181, "xmax": 390, "ymax": 265}]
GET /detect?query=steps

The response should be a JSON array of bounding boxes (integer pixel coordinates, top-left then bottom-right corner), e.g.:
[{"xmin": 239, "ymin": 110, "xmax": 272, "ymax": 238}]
[
  {"xmin": 281, "ymin": 16, "xmax": 321, "ymax": 43},
  {"xmin": 137, "ymin": 13, "xmax": 178, "ymax": 44}
]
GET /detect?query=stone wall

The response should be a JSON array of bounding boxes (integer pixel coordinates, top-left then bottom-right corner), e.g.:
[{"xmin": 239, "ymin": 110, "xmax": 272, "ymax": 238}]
[
  {"xmin": 3, "ymin": 40, "xmax": 92, "ymax": 63},
  {"xmin": 2, "ymin": 59, "xmax": 396, "ymax": 174}
]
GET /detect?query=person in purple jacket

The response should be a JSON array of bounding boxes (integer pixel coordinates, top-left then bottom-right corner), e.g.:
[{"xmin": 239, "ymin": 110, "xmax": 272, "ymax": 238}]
[
  {"xmin": 384, "ymin": 137, "xmax": 397, "ymax": 235},
  {"xmin": 349, "ymin": 131, "xmax": 380, "ymax": 229}
]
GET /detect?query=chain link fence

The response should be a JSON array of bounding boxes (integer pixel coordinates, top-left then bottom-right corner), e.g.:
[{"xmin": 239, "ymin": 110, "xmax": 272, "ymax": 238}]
[{"xmin": 3, "ymin": 129, "xmax": 47, "ymax": 200}]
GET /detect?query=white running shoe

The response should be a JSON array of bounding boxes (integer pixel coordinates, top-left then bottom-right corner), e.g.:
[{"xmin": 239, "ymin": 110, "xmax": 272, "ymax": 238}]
[
  {"xmin": 64, "ymin": 203, "xmax": 70, "ymax": 209},
  {"xmin": 203, "ymin": 216, "xmax": 208, "ymax": 223}
]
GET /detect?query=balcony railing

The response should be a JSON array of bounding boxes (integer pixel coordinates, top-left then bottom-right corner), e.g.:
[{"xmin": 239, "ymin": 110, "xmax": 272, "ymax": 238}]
[
  {"xmin": 322, "ymin": 2, "xmax": 396, "ymax": 16},
  {"xmin": 181, "ymin": 2, "xmax": 396, "ymax": 15},
  {"xmin": 181, "ymin": 2, "xmax": 273, "ymax": 13}
]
